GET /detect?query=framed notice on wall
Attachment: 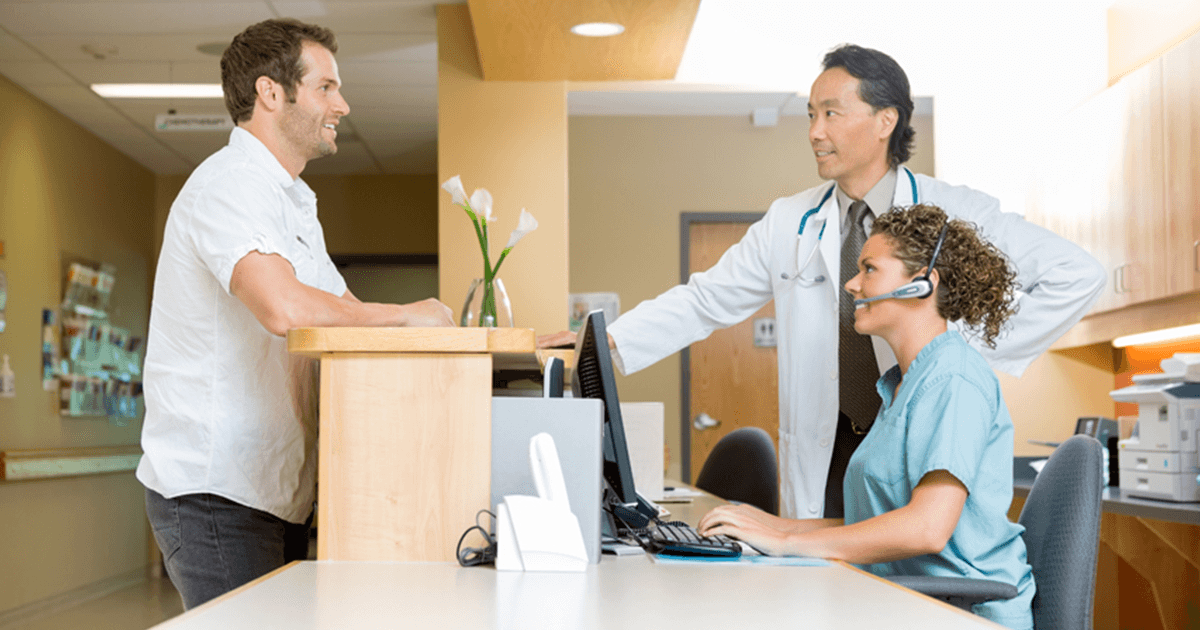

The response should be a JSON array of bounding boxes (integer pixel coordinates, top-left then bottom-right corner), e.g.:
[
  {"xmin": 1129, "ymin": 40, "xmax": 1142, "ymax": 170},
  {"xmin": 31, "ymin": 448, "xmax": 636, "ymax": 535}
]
[{"xmin": 568, "ymin": 292, "xmax": 619, "ymax": 332}]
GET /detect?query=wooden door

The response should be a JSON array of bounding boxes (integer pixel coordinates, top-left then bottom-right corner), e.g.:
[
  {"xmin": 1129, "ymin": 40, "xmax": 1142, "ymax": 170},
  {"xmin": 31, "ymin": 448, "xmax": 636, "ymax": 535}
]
[
  {"xmin": 685, "ymin": 221, "xmax": 779, "ymax": 481},
  {"xmin": 1163, "ymin": 33, "xmax": 1200, "ymax": 295}
]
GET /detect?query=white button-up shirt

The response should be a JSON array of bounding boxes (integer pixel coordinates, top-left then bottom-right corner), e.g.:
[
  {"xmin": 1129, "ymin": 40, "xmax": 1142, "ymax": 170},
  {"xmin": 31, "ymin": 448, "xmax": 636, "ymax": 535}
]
[{"xmin": 137, "ymin": 127, "xmax": 346, "ymax": 523}]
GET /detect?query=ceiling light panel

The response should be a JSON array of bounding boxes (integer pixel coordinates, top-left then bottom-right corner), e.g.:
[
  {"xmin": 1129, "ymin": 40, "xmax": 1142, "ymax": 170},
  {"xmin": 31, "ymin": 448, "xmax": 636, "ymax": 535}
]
[
  {"xmin": 59, "ymin": 61, "xmax": 219, "ymax": 85},
  {"xmin": 92, "ymin": 83, "xmax": 224, "ymax": 98}
]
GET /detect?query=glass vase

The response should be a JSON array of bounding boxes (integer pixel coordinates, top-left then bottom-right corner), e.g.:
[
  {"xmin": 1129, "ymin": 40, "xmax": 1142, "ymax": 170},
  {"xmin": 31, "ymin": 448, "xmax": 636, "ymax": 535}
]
[{"xmin": 459, "ymin": 277, "xmax": 513, "ymax": 327}]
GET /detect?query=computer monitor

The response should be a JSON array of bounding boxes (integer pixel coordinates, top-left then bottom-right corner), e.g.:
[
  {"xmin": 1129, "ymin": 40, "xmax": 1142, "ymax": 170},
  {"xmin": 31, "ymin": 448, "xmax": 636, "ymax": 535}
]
[{"xmin": 571, "ymin": 310, "xmax": 638, "ymax": 508}]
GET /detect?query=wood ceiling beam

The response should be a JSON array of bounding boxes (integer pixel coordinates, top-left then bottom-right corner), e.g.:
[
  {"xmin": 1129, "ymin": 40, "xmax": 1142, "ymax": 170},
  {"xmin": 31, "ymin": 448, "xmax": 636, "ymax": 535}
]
[{"xmin": 466, "ymin": 0, "xmax": 701, "ymax": 81}]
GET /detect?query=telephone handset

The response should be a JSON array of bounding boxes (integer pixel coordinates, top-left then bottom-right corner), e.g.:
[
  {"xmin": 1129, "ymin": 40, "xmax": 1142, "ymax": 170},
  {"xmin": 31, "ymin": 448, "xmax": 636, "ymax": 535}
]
[
  {"xmin": 530, "ymin": 432, "xmax": 570, "ymax": 508},
  {"xmin": 495, "ymin": 433, "xmax": 589, "ymax": 571}
]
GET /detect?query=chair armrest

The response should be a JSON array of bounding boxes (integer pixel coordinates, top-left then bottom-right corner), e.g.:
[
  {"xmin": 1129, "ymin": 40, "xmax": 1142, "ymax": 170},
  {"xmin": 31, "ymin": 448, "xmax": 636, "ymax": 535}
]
[{"xmin": 888, "ymin": 576, "xmax": 1018, "ymax": 610}]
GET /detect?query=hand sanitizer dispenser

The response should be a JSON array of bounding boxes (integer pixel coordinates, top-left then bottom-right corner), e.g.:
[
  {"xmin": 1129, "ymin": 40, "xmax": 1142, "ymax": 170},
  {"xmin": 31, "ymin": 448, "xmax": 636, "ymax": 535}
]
[
  {"xmin": 1110, "ymin": 353, "xmax": 1200, "ymax": 502},
  {"xmin": 1, "ymin": 354, "xmax": 14, "ymax": 398}
]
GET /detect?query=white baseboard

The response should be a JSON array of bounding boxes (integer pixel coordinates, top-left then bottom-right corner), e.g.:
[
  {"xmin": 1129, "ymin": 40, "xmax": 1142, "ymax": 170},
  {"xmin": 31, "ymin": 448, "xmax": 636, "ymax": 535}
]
[{"xmin": 0, "ymin": 567, "xmax": 147, "ymax": 629}]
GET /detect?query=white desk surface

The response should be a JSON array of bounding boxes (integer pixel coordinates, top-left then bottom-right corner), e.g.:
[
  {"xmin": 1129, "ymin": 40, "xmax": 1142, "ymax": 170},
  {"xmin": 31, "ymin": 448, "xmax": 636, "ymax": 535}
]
[{"xmin": 154, "ymin": 489, "xmax": 1002, "ymax": 630}]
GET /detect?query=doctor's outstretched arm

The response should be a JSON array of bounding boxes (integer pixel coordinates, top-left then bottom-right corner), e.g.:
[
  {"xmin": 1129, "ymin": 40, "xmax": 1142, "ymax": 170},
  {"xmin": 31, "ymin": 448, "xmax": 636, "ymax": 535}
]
[{"xmin": 606, "ymin": 209, "xmax": 778, "ymax": 376}]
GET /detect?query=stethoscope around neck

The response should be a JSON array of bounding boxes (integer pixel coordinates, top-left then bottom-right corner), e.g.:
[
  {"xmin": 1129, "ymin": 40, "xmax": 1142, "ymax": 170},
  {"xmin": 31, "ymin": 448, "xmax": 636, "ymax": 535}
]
[
  {"xmin": 783, "ymin": 170, "xmax": 920, "ymax": 288},
  {"xmin": 782, "ymin": 186, "xmax": 836, "ymax": 287}
]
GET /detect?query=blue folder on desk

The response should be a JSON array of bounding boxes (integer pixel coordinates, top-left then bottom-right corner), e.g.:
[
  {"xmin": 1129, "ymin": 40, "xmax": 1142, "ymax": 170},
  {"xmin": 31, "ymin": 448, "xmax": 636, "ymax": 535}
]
[{"xmin": 652, "ymin": 553, "xmax": 829, "ymax": 566}]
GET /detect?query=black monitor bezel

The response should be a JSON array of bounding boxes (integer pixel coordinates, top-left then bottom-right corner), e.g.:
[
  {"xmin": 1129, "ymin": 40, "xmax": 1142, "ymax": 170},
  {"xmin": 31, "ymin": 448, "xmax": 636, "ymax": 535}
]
[{"xmin": 571, "ymin": 310, "xmax": 638, "ymax": 507}]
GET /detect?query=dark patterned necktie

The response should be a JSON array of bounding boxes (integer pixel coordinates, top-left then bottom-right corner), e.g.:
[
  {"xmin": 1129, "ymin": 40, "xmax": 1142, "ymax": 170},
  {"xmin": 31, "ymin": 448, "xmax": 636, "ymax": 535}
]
[{"xmin": 838, "ymin": 201, "xmax": 882, "ymax": 434}]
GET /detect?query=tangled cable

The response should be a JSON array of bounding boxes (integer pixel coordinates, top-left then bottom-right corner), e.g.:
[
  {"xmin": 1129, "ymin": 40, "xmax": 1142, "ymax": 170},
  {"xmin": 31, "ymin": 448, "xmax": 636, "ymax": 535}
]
[{"xmin": 456, "ymin": 509, "xmax": 497, "ymax": 567}]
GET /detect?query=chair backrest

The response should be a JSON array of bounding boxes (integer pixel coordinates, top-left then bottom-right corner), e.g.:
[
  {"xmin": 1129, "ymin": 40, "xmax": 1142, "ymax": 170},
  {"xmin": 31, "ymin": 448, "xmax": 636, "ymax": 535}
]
[
  {"xmin": 1018, "ymin": 434, "xmax": 1104, "ymax": 630},
  {"xmin": 694, "ymin": 427, "xmax": 779, "ymax": 515}
]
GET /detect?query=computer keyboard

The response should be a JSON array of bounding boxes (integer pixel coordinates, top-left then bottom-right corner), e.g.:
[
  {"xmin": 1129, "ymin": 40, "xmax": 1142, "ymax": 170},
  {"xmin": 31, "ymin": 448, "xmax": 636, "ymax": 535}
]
[{"xmin": 644, "ymin": 521, "xmax": 742, "ymax": 558}]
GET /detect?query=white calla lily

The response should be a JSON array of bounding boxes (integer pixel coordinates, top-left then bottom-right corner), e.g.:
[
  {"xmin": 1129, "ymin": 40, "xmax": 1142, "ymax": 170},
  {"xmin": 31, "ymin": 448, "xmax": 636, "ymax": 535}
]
[
  {"xmin": 441, "ymin": 175, "xmax": 467, "ymax": 206},
  {"xmin": 505, "ymin": 209, "xmax": 538, "ymax": 249},
  {"xmin": 471, "ymin": 188, "xmax": 495, "ymax": 222}
]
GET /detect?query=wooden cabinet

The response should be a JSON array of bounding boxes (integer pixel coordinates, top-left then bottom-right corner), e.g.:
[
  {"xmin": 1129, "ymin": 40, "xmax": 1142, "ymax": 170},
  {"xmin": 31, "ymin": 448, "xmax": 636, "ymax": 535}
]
[
  {"xmin": 1116, "ymin": 59, "xmax": 1168, "ymax": 306},
  {"xmin": 1030, "ymin": 39, "xmax": 1200, "ymax": 317},
  {"xmin": 1162, "ymin": 33, "xmax": 1200, "ymax": 296}
]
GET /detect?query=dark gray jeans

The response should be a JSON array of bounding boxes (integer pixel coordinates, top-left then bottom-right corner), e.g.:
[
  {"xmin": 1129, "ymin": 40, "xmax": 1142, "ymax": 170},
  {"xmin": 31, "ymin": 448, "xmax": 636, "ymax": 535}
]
[{"xmin": 145, "ymin": 488, "xmax": 311, "ymax": 609}]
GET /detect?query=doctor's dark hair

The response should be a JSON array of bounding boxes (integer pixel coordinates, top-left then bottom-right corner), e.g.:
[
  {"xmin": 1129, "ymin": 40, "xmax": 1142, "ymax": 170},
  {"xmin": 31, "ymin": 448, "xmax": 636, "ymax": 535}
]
[
  {"xmin": 872, "ymin": 204, "xmax": 1019, "ymax": 348},
  {"xmin": 822, "ymin": 44, "xmax": 915, "ymax": 168},
  {"xmin": 221, "ymin": 19, "xmax": 338, "ymax": 124}
]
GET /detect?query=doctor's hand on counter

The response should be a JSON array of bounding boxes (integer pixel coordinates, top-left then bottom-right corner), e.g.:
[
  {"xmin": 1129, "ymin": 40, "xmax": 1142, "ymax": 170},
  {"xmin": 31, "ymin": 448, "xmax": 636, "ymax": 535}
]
[{"xmin": 536, "ymin": 330, "xmax": 616, "ymax": 350}]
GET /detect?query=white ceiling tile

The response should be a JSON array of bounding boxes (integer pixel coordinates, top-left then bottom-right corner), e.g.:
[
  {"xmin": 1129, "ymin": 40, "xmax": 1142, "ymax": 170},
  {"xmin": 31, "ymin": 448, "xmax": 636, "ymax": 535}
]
[
  {"xmin": 0, "ymin": 29, "xmax": 42, "ymax": 61},
  {"xmin": 338, "ymin": 59, "xmax": 434, "ymax": 86},
  {"xmin": 164, "ymin": 136, "xmax": 232, "ymax": 164},
  {"xmin": 104, "ymin": 98, "xmax": 228, "ymax": 125},
  {"xmin": 0, "ymin": 3, "xmax": 275, "ymax": 36},
  {"xmin": 335, "ymin": 33, "xmax": 435, "ymax": 62},
  {"xmin": 114, "ymin": 140, "xmax": 195, "ymax": 175},
  {"xmin": 17, "ymin": 81, "xmax": 100, "ymax": 106},
  {"xmin": 281, "ymin": 2, "xmax": 437, "ymax": 34},
  {"xmin": 58, "ymin": 60, "xmax": 220, "ymax": 84},
  {"xmin": 23, "ymin": 34, "xmax": 237, "ymax": 62},
  {"xmin": 0, "ymin": 60, "xmax": 75, "ymax": 85}
]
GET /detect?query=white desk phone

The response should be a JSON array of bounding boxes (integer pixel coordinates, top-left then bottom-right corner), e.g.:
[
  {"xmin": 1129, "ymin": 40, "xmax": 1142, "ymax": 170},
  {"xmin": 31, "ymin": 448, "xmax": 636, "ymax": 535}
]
[{"xmin": 495, "ymin": 433, "xmax": 589, "ymax": 572}]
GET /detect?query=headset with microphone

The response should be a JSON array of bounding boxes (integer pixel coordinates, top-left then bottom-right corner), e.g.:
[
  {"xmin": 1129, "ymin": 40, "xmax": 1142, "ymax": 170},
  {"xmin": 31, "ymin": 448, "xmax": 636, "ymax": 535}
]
[{"xmin": 853, "ymin": 221, "xmax": 949, "ymax": 306}]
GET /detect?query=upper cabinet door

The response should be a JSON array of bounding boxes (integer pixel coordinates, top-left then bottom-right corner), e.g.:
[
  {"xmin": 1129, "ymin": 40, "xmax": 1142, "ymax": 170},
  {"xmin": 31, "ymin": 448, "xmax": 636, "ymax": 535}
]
[
  {"xmin": 1162, "ymin": 34, "xmax": 1200, "ymax": 295},
  {"xmin": 1116, "ymin": 58, "xmax": 1169, "ymax": 305}
]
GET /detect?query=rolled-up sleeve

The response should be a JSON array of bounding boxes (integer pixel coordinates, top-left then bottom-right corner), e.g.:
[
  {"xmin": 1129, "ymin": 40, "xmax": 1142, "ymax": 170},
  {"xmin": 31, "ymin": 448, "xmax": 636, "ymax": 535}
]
[{"xmin": 187, "ymin": 172, "xmax": 296, "ymax": 295}]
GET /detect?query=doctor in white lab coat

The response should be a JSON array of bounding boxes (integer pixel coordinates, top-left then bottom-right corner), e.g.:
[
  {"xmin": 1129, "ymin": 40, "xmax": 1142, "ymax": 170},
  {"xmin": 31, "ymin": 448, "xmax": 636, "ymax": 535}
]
[{"xmin": 549, "ymin": 44, "xmax": 1105, "ymax": 520}]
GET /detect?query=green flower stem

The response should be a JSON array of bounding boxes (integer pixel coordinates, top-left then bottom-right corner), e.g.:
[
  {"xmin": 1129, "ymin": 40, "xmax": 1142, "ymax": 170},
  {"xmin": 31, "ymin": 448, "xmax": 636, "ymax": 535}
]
[
  {"xmin": 492, "ymin": 247, "xmax": 512, "ymax": 277},
  {"xmin": 462, "ymin": 201, "xmax": 499, "ymax": 326},
  {"xmin": 462, "ymin": 204, "xmax": 492, "ymax": 280}
]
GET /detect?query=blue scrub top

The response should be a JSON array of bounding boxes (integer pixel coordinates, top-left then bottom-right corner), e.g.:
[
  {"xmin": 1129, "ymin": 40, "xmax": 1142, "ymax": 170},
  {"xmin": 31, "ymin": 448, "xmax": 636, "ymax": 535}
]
[{"xmin": 843, "ymin": 330, "xmax": 1035, "ymax": 630}]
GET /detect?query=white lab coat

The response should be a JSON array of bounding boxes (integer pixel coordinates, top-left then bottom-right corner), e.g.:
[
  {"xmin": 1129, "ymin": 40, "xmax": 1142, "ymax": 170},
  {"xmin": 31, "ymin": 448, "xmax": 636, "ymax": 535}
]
[{"xmin": 608, "ymin": 166, "xmax": 1105, "ymax": 519}]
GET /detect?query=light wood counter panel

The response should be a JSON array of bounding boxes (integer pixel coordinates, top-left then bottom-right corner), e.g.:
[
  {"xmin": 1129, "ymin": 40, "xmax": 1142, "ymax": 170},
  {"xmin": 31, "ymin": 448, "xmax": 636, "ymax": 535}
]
[{"xmin": 290, "ymin": 327, "xmax": 565, "ymax": 563}]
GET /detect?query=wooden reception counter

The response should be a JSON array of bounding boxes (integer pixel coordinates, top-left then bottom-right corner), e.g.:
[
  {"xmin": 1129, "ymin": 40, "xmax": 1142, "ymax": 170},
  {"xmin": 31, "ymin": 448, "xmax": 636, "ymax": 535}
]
[{"xmin": 287, "ymin": 327, "xmax": 566, "ymax": 563}]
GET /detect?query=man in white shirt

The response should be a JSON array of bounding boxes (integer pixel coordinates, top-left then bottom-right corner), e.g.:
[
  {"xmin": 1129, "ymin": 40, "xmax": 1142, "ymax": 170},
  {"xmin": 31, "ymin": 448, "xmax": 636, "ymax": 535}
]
[{"xmin": 137, "ymin": 19, "xmax": 454, "ymax": 609}]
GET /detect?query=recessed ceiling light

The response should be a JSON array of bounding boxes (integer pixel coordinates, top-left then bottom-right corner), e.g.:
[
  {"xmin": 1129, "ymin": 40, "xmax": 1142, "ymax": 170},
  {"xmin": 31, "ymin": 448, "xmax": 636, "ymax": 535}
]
[
  {"xmin": 91, "ymin": 84, "xmax": 224, "ymax": 98},
  {"xmin": 570, "ymin": 22, "xmax": 625, "ymax": 37},
  {"xmin": 196, "ymin": 42, "xmax": 228, "ymax": 56}
]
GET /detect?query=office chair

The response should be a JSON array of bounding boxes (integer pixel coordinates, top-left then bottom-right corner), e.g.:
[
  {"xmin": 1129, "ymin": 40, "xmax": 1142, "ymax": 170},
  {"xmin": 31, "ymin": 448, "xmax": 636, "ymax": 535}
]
[
  {"xmin": 889, "ymin": 434, "xmax": 1104, "ymax": 630},
  {"xmin": 694, "ymin": 427, "xmax": 779, "ymax": 516}
]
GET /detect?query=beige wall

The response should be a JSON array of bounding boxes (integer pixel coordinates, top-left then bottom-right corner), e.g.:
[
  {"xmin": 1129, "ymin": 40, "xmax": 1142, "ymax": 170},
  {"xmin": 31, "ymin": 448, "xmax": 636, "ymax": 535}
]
[
  {"xmin": 437, "ymin": 4, "xmax": 568, "ymax": 334},
  {"xmin": 1108, "ymin": 0, "xmax": 1200, "ymax": 82},
  {"xmin": 307, "ymin": 174, "xmax": 438, "ymax": 255},
  {"xmin": 568, "ymin": 113, "xmax": 935, "ymax": 480},
  {"xmin": 0, "ymin": 73, "xmax": 155, "ymax": 612},
  {"xmin": 154, "ymin": 173, "xmax": 436, "ymax": 261}
]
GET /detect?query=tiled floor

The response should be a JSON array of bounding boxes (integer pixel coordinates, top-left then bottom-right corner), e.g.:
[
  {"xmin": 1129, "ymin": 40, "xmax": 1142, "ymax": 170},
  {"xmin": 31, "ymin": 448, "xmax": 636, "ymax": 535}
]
[
  {"xmin": 13, "ymin": 537, "xmax": 317, "ymax": 629},
  {"xmin": 14, "ymin": 577, "xmax": 184, "ymax": 630}
]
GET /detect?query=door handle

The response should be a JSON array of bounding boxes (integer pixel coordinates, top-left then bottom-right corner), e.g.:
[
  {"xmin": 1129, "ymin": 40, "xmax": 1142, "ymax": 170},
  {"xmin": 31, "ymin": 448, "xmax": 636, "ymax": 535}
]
[
  {"xmin": 693, "ymin": 413, "xmax": 720, "ymax": 431},
  {"xmin": 1193, "ymin": 240, "xmax": 1199, "ymax": 273}
]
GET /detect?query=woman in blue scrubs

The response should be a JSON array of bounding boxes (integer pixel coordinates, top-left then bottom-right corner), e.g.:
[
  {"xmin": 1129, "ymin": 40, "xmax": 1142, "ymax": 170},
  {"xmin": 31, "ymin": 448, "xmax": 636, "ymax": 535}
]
[{"xmin": 698, "ymin": 204, "xmax": 1034, "ymax": 630}]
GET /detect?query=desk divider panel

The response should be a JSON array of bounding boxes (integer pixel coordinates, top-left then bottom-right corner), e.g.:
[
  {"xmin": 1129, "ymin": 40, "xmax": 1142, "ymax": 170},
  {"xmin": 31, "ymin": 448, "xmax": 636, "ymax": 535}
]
[{"xmin": 317, "ymin": 352, "xmax": 492, "ymax": 562}]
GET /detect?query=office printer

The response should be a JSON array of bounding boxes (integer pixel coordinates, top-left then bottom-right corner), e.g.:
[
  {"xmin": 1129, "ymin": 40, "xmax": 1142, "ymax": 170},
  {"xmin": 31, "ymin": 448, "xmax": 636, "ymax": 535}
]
[{"xmin": 1110, "ymin": 353, "xmax": 1200, "ymax": 502}]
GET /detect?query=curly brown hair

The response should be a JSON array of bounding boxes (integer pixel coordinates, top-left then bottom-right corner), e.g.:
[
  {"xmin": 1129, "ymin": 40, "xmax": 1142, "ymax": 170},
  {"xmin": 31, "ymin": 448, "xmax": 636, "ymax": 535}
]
[
  {"xmin": 221, "ymin": 19, "xmax": 338, "ymax": 124},
  {"xmin": 870, "ymin": 204, "xmax": 1019, "ymax": 348}
]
